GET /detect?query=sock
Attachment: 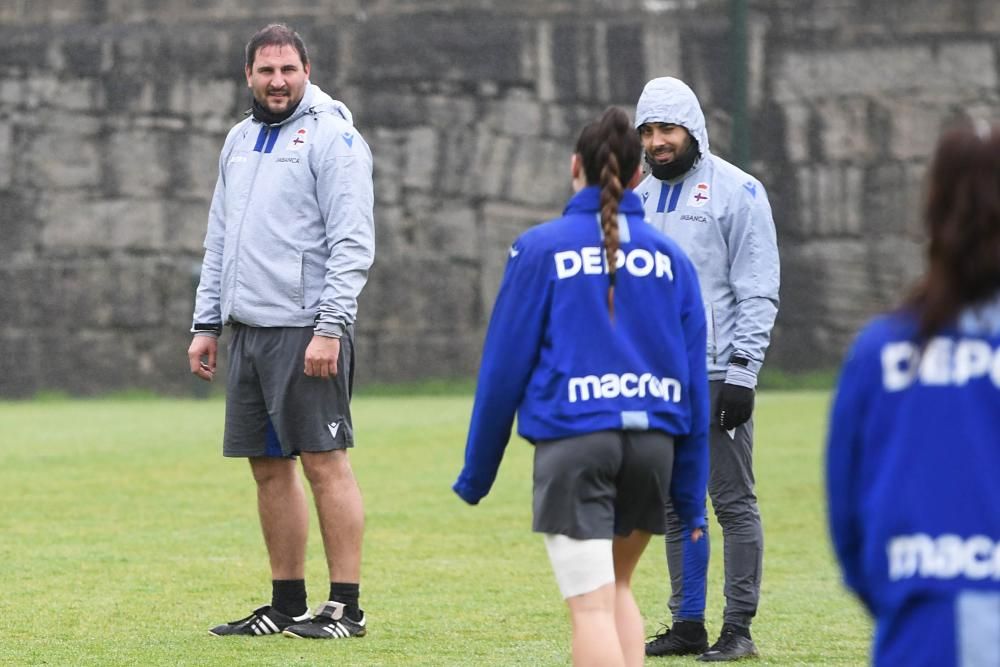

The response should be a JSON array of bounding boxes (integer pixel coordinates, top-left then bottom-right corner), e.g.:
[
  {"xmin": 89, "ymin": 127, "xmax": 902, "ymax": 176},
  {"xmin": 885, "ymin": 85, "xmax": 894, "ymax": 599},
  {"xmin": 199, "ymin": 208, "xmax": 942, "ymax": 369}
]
[
  {"xmin": 330, "ymin": 582, "xmax": 361, "ymax": 621},
  {"xmin": 673, "ymin": 619, "xmax": 706, "ymax": 639},
  {"xmin": 271, "ymin": 579, "xmax": 308, "ymax": 618}
]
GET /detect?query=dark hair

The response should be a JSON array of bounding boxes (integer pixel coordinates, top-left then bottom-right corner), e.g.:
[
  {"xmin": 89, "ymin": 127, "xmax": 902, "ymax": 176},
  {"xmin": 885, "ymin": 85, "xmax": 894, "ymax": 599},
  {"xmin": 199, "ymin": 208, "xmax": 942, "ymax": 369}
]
[
  {"xmin": 905, "ymin": 120, "xmax": 1000, "ymax": 339},
  {"xmin": 574, "ymin": 107, "xmax": 643, "ymax": 319},
  {"xmin": 245, "ymin": 23, "xmax": 309, "ymax": 69}
]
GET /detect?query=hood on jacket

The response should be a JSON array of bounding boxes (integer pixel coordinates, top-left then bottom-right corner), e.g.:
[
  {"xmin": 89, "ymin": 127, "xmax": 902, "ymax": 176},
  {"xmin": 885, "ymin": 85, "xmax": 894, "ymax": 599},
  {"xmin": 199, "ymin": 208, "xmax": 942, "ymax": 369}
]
[
  {"xmin": 280, "ymin": 82, "xmax": 355, "ymax": 125},
  {"xmin": 958, "ymin": 291, "xmax": 1000, "ymax": 336},
  {"xmin": 634, "ymin": 77, "xmax": 709, "ymax": 161}
]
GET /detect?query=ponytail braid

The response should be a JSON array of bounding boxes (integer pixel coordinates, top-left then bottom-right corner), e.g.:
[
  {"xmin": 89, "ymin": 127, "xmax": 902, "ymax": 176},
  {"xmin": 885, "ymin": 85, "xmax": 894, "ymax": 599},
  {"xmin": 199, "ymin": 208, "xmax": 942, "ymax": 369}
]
[
  {"xmin": 574, "ymin": 107, "xmax": 643, "ymax": 321},
  {"xmin": 599, "ymin": 148, "xmax": 623, "ymax": 319}
]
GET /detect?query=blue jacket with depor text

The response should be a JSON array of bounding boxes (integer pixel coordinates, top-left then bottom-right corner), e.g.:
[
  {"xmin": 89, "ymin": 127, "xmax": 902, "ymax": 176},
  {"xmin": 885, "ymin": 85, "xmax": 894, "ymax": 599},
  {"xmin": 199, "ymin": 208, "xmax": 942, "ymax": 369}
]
[
  {"xmin": 827, "ymin": 296, "xmax": 1000, "ymax": 666},
  {"xmin": 454, "ymin": 187, "xmax": 710, "ymax": 531}
]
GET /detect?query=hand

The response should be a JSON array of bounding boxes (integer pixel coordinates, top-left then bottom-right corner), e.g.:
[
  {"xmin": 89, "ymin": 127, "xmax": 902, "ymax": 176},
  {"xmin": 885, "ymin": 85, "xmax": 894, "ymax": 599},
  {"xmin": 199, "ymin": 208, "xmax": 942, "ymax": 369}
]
[
  {"xmin": 188, "ymin": 335, "xmax": 218, "ymax": 382},
  {"xmin": 718, "ymin": 383, "xmax": 755, "ymax": 430},
  {"xmin": 690, "ymin": 527, "xmax": 704, "ymax": 542},
  {"xmin": 304, "ymin": 335, "xmax": 340, "ymax": 378}
]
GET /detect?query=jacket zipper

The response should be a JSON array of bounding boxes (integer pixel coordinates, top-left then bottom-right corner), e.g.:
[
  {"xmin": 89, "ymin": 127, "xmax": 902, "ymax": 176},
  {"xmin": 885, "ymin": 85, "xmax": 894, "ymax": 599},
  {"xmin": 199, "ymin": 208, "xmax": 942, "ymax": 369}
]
[{"xmin": 230, "ymin": 124, "xmax": 273, "ymax": 317}]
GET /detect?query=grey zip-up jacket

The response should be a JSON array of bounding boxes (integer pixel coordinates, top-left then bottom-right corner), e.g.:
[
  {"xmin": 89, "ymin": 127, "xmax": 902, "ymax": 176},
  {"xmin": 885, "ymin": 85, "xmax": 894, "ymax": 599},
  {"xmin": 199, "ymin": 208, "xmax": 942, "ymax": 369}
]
[
  {"xmin": 192, "ymin": 83, "xmax": 375, "ymax": 338},
  {"xmin": 634, "ymin": 77, "xmax": 779, "ymax": 384}
]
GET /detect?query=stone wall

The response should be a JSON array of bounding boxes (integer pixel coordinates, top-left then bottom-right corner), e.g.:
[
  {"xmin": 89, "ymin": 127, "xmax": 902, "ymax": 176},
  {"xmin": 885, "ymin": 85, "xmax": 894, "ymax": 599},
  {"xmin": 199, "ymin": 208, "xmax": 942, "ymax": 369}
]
[
  {"xmin": 767, "ymin": 0, "xmax": 1000, "ymax": 365},
  {"xmin": 0, "ymin": 0, "xmax": 998, "ymax": 396}
]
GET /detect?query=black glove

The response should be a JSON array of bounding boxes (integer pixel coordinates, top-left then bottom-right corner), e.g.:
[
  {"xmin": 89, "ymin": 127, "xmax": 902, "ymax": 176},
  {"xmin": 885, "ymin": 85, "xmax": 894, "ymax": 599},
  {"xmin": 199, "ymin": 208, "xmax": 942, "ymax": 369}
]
[{"xmin": 717, "ymin": 383, "xmax": 755, "ymax": 430}]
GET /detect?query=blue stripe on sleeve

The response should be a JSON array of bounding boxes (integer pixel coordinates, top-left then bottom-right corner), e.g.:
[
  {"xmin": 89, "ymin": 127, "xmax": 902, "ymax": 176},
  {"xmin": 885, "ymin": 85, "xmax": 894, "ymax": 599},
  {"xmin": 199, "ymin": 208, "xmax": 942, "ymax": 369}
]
[
  {"xmin": 678, "ymin": 529, "xmax": 709, "ymax": 618},
  {"xmin": 668, "ymin": 180, "xmax": 684, "ymax": 212},
  {"xmin": 253, "ymin": 125, "xmax": 268, "ymax": 152},
  {"xmin": 263, "ymin": 126, "xmax": 281, "ymax": 154},
  {"xmin": 656, "ymin": 182, "xmax": 671, "ymax": 213}
]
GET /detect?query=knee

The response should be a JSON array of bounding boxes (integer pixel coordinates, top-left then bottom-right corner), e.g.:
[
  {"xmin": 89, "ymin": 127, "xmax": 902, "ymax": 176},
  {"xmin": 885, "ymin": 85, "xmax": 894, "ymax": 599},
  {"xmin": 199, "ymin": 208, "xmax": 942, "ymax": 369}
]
[
  {"xmin": 711, "ymin": 503, "xmax": 761, "ymax": 537},
  {"xmin": 301, "ymin": 449, "xmax": 352, "ymax": 486},
  {"xmin": 711, "ymin": 504, "xmax": 740, "ymax": 529},
  {"xmin": 249, "ymin": 458, "xmax": 297, "ymax": 487},
  {"xmin": 567, "ymin": 584, "xmax": 618, "ymax": 617},
  {"xmin": 708, "ymin": 487, "xmax": 758, "ymax": 527}
]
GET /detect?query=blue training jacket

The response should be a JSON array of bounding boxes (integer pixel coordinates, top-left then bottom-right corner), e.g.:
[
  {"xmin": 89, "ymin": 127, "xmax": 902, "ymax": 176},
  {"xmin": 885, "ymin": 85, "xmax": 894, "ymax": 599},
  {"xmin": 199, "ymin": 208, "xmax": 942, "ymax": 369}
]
[
  {"xmin": 454, "ymin": 187, "xmax": 710, "ymax": 531},
  {"xmin": 827, "ymin": 297, "xmax": 1000, "ymax": 666}
]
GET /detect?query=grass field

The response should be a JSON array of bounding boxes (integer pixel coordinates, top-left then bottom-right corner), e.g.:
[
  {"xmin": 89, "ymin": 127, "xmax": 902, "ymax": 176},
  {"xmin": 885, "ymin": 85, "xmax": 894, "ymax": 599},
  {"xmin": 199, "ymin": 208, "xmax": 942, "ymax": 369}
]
[{"xmin": 0, "ymin": 391, "xmax": 871, "ymax": 666}]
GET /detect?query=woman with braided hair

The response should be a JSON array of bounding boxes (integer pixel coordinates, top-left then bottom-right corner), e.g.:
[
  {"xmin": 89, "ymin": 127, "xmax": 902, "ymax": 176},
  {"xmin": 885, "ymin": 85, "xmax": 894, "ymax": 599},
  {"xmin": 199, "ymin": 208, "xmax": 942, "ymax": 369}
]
[{"xmin": 454, "ymin": 107, "xmax": 709, "ymax": 667}]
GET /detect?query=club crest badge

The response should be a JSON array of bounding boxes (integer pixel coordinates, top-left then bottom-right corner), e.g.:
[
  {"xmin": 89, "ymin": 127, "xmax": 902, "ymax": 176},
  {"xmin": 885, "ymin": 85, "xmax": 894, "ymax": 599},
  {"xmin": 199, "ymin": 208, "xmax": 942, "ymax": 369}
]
[
  {"xmin": 287, "ymin": 128, "xmax": 308, "ymax": 151},
  {"xmin": 687, "ymin": 182, "xmax": 710, "ymax": 208}
]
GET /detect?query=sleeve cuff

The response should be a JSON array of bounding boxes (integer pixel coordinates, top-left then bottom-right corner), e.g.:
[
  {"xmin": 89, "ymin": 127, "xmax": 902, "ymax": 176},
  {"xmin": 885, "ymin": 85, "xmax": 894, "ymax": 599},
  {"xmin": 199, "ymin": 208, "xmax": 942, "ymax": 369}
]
[
  {"xmin": 314, "ymin": 321, "xmax": 345, "ymax": 338},
  {"xmin": 191, "ymin": 322, "xmax": 222, "ymax": 335},
  {"xmin": 452, "ymin": 481, "xmax": 482, "ymax": 505},
  {"xmin": 686, "ymin": 516, "xmax": 708, "ymax": 531},
  {"xmin": 725, "ymin": 363, "xmax": 758, "ymax": 388}
]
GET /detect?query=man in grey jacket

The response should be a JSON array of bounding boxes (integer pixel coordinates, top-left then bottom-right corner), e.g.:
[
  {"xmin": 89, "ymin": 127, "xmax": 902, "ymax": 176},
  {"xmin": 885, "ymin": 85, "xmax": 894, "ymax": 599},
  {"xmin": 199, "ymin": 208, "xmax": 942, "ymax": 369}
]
[
  {"xmin": 634, "ymin": 77, "xmax": 779, "ymax": 661},
  {"xmin": 187, "ymin": 24, "xmax": 374, "ymax": 641}
]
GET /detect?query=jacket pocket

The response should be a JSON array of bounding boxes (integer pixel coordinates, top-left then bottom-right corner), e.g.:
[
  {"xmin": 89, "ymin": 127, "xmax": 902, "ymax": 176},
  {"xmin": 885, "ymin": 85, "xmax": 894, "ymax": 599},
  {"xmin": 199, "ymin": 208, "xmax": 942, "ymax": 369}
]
[
  {"xmin": 705, "ymin": 303, "xmax": 718, "ymax": 364},
  {"xmin": 298, "ymin": 254, "xmax": 306, "ymax": 309},
  {"xmin": 275, "ymin": 251, "xmax": 303, "ymax": 309}
]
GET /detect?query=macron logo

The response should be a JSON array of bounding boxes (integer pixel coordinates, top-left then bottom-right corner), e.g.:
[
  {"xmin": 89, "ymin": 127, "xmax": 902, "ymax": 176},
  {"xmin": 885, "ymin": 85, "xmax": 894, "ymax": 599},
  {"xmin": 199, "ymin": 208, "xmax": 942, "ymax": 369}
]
[
  {"xmin": 568, "ymin": 372, "xmax": 682, "ymax": 404},
  {"xmin": 509, "ymin": 246, "xmax": 520, "ymax": 258},
  {"xmin": 889, "ymin": 533, "xmax": 1000, "ymax": 581},
  {"xmin": 327, "ymin": 421, "xmax": 340, "ymax": 439}
]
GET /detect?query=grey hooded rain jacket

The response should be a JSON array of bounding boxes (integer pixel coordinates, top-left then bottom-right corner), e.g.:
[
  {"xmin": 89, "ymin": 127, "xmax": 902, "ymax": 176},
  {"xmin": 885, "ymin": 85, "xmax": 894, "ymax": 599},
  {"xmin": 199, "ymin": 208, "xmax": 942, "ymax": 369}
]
[
  {"xmin": 634, "ymin": 77, "xmax": 779, "ymax": 383},
  {"xmin": 192, "ymin": 83, "xmax": 375, "ymax": 339}
]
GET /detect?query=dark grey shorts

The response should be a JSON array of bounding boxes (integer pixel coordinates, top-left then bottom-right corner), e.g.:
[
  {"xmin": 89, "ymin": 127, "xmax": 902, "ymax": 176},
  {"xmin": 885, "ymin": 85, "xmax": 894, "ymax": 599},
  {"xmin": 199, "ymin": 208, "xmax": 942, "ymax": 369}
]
[
  {"xmin": 223, "ymin": 324, "xmax": 355, "ymax": 458},
  {"xmin": 532, "ymin": 430, "xmax": 675, "ymax": 539}
]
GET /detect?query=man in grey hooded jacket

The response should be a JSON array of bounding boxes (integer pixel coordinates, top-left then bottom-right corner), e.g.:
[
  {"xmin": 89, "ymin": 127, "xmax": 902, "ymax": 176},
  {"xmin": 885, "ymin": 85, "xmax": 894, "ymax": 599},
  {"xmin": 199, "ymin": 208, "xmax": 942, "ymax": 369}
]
[
  {"xmin": 187, "ymin": 24, "xmax": 374, "ymax": 641},
  {"xmin": 634, "ymin": 77, "xmax": 779, "ymax": 661}
]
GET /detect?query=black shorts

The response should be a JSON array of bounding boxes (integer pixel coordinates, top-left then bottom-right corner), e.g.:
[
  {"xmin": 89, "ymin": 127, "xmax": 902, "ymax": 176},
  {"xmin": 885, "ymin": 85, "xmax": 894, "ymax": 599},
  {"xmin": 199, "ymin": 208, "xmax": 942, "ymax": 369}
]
[
  {"xmin": 223, "ymin": 324, "xmax": 355, "ymax": 458},
  {"xmin": 532, "ymin": 430, "xmax": 675, "ymax": 539}
]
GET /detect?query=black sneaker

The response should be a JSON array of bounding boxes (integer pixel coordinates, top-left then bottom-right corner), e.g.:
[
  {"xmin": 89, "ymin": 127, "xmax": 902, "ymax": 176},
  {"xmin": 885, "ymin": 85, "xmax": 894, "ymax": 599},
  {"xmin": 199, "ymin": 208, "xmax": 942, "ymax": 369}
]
[
  {"xmin": 208, "ymin": 605, "xmax": 310, "ymax": 636},
  {"xmin": 646, "ymin": 620, "xmax": 709, "ymax": 656},
  {"xmin": 698, "ymin": 624, "xmax": 758, "ymax": 661},
  {"xmin": 282, "ymin": 600, "xmax": 367, "ymax": 639}
]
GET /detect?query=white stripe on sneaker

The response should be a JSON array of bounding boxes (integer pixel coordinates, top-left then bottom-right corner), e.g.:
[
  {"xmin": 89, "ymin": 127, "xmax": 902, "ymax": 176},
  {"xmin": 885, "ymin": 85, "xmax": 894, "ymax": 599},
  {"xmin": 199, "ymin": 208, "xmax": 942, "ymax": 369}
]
[
  {"xmin": 318, "ymin": 622, "xmax": 352, "ymax": 637},
  {"xmin": 261, "ymin": 615, "xmax": 279, "ymax": 633}
]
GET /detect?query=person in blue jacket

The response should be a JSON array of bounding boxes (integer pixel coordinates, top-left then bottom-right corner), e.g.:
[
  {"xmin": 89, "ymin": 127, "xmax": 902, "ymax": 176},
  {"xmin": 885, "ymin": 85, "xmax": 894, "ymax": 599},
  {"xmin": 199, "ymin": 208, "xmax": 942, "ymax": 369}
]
[
  {"xmin": 454, "ymin": 107, "xmax": 710, "ymax": 667},
  {"xmin": 827, "ymin": 119, "xmax": 1000, "ymax": 667}
]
